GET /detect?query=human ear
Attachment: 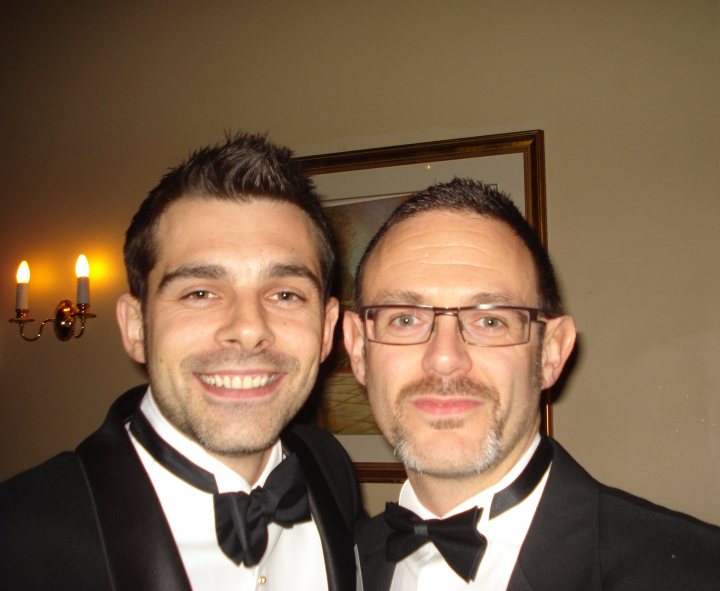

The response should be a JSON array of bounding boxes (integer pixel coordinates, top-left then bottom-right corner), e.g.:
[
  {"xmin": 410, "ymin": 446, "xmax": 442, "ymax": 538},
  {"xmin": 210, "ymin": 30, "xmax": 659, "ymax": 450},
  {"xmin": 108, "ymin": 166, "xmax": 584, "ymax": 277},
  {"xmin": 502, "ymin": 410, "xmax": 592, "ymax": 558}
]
[
  {"xmin": 342, "ymin": 310, "xmax": 367, "ymax": 386},
  {"xmin": 116, "ymin": 293, "xmax": 146, "ymax": 364},
  {"xmin": 540, "ymin": 315, "xmax": 576, "ymax": 389},
  {"xmin": 320, "ymin": 297, "xmax": 340, "ymax": 362}
]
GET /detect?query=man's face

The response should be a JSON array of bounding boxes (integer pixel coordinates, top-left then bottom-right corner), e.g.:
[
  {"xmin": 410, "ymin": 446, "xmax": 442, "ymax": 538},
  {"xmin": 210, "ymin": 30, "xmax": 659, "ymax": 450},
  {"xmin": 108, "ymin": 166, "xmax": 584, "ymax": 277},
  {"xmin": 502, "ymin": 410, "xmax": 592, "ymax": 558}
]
[
  {"xmin": 344, "ymin": 210, "xmax": 572, "ymax": 481},
  {"xmin": 119, "ymin": 197, "xmax": 338, "ymax": 459}
]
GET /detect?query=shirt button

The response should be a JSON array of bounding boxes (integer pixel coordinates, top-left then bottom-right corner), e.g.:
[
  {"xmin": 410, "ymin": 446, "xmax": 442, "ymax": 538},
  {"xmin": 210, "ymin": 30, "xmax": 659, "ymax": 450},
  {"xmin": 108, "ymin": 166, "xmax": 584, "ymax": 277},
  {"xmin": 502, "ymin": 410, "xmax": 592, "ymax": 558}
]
[{"xmin": 258, "ymin": 575, "xmax": 267, "ymax": 585}]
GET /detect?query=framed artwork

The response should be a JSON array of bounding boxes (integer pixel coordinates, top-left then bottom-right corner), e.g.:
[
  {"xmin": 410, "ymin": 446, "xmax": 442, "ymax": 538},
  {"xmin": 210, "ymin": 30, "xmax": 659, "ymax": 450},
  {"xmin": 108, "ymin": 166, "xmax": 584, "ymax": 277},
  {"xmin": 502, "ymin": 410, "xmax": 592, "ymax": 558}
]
[{"xmin": 296, "ymin": 130, "xmax": 547, "ymax": 482}]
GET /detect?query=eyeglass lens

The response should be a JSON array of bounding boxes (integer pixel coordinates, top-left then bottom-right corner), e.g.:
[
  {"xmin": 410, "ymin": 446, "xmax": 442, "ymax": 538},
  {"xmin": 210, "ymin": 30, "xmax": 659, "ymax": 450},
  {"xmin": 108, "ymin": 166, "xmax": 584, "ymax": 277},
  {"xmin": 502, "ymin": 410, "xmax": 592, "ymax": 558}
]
[{"xmin": 366, "ymin": 306, "xmax": 532, "ymax": 346}]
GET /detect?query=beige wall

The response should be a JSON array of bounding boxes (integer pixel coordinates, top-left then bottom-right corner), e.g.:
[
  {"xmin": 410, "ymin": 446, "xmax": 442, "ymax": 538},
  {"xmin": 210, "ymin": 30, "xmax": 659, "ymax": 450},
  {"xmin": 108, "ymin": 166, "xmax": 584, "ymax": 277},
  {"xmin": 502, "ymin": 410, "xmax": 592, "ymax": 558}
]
[{"xmin": 1, "ymin": 1, "xmax": 718, "ymax": 523}]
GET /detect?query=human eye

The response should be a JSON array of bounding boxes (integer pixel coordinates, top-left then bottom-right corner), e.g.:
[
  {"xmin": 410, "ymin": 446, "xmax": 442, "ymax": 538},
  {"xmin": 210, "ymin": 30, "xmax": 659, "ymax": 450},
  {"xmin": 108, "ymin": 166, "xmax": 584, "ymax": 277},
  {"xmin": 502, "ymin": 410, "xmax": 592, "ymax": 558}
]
[
  {"xmin": 181, "ymin": 289, "xmax": 217, "ymax": 301},
  {"xmin": 479, "ymin": 315, "xmax": 507, "ymax": 330},
  {"xmin": 391, "ymin": 312, "xmax": 420, "ymax": 328},
  {"xmin": 379, "ymin": 308, "xmax": 429, "ymax": 334},
  {"xmin": 268, "ymin": 290, "xmax": 307, "ymax": 305},
  {"xmin": 466, "ymin": 311, "xmax": 511, "ymax": 334}
]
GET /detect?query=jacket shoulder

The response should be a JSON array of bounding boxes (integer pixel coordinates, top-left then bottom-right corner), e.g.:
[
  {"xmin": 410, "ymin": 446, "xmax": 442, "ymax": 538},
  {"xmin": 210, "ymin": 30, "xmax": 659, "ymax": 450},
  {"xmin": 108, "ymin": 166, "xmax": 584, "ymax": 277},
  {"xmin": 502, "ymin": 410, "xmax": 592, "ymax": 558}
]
[
  {"xmin": 283, "ymin": 424, "xmax": 366, "ymax": 527},
  {"xmin": 515, "ymin": 439, "xmax": 720, "ymax": 591},
  {"xmin": 0, "ymin": 453, "xmax": 112, "ymax": 590},
  {"xmin": 285, "ymin": 423, "xmax": 351, "ymax": 462},
  {"xmin": 283, "ymin": 424, "xmax": 357, "ymax": 489},
  {"xmin": 598, "ymin": 484, "xmax": 720, "ymax": 589},
  {"xmin": 0, "ymin": 452, "xmax": 96, "ymax": 529}
]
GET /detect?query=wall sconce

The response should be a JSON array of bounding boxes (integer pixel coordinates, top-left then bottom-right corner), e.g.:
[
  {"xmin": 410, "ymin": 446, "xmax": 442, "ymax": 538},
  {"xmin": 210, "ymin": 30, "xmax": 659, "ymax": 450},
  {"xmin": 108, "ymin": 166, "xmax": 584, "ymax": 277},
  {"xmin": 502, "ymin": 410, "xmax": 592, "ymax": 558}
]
[{"xmin": 9, "ymin": 255, "xmax": 96, "ymax": 341}]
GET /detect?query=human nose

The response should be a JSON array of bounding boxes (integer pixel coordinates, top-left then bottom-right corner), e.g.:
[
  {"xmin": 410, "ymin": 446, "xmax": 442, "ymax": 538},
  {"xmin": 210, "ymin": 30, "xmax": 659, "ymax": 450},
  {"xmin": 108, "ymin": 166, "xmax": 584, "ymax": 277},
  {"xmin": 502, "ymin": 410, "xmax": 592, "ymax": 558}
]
[
  {"xmin": 421, "ymin": 313, "xmax": 472, "ymax": 376},
  {"xmin": 216, "ymin": 296, "xmax": 274, "ymax": 351}
]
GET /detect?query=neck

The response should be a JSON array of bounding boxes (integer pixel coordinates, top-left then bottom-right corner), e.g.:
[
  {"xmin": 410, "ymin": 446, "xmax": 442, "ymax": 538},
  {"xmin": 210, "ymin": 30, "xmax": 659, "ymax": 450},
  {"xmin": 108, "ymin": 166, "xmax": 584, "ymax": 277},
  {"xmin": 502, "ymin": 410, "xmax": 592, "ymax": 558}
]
[
  {"xmin": 210, "ymin": 446, "xmax": 275, "ymax": 486},
  {"xmin": 407, "ymin": 427, "xmax": 540, "ymax": 516}
]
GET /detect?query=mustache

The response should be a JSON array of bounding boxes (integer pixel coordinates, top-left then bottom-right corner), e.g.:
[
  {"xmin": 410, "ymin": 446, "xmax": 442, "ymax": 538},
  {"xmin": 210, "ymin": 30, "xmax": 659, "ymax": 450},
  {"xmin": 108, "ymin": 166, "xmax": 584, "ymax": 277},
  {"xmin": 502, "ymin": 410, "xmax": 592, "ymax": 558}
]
[
  {"xmin": 181, "ymin": 348, "xmax": 299, "ymax": 373},
  {"xmin": 396, "ymin": 375, "xmax": 498, "ymax": 403}
]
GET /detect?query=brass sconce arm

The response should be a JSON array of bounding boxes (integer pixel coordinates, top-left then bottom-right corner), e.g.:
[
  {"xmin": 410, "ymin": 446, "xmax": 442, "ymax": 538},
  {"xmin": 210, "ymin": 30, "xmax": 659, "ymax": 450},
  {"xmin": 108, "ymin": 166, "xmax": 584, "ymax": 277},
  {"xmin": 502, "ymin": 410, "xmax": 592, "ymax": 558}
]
[{"xmin": 9, "ymin": 301, "xmax": 96, "ymax": 342}]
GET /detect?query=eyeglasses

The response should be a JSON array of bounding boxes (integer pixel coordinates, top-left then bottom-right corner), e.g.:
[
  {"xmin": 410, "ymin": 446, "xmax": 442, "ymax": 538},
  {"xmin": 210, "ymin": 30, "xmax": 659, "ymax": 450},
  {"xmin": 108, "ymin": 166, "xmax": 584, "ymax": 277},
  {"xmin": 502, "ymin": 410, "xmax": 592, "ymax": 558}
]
[{"xmin": 359, "ymin": 304, "xmax": 544, "ymax": 347}]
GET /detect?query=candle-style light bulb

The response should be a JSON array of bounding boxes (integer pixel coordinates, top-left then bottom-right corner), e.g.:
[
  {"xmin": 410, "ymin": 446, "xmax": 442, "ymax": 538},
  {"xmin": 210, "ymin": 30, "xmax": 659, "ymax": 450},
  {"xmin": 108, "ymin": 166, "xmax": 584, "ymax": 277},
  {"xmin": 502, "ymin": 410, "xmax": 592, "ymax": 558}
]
[
  {"xmin": 75, "ymin": 254, "xmax": 90, "ymax": 305},
  {"xmin": 16, "ymin": 261, "xmax": 30, "ymax": 283},
  {"xmin": 15, "ymin": 261, "xmax": 30, "ymax": 310}
]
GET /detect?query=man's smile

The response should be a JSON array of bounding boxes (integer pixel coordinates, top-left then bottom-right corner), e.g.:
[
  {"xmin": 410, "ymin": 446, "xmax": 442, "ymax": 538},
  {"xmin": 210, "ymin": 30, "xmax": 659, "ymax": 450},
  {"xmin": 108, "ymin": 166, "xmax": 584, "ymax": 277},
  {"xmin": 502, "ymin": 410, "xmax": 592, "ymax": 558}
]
[{"xmin": 197, "ymin": 372, "xmax": 281, "ymax": 390}]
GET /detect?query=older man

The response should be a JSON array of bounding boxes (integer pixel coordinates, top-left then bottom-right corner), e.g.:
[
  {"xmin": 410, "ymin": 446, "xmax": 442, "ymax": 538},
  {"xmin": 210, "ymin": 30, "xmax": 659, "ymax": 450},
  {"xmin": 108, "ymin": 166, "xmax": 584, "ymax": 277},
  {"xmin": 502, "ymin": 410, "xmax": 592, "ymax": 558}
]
[
  {"xmin": 0, "ymin": 133, "xmax": 363, "ymax": 591},
  {"xmin": 344, "ymin": 178, "xmax": 720, "ymax": 590}
]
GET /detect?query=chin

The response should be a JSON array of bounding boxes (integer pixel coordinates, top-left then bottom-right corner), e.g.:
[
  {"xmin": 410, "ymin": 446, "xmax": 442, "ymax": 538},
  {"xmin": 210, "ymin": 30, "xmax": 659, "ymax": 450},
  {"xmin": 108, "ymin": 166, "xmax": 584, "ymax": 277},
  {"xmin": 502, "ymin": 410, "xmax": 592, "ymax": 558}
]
[
  {"xmin": 394, "ymin": 425, "xmax": 504, "ymax": 477},
  {"xmin": 198, "ymin": 429, "xmax": 279, "ymax": 457}
]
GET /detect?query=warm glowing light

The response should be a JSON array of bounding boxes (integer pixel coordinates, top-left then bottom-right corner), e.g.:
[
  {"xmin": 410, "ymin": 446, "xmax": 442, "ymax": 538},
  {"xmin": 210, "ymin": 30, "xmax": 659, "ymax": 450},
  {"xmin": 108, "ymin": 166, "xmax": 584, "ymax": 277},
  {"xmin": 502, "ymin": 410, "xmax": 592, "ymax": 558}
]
[
  {"xmin": 16, "ymin": 261, "xmax": 30, "ymax": 284},
  {"xmin": 75, "ymin": 254, "xmax": 90, "ymax": 278}
]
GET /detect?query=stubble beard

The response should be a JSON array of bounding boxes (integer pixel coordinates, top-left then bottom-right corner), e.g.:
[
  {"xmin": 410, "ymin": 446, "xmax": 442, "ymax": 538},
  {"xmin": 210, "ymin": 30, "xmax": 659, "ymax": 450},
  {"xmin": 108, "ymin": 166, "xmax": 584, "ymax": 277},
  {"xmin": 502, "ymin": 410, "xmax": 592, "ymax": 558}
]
[
  {"xmin": 149, "ymin": 347, "xmax": 304, "ymax": 458},
  {"xmin": 389, "ymin": 375, "xmax": 506, "ymax": 478},
  {"xmin": 391, "ymin": 342, "xmax": 546, "ymax": 477},
  {"xmin": 373, "ymin": 328, "xmax": 546, "ymax": 478}
]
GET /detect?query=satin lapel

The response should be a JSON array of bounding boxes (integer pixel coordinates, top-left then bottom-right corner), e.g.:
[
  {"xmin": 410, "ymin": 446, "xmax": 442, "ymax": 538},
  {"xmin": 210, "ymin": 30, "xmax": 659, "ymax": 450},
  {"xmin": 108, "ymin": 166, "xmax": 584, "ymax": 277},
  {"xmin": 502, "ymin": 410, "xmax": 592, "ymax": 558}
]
[
  {"xmin": 507, "ymin": 439, "xmax": 602, "ymax": 591},
  {"xmin": 355, "ymin": 515, "xmax": 396, "ymax": 591},
  {"xmin": 281, "ymin": 429, "xmax": 356, "ymax": 591},
  {"xmin": 76, "ymin": 386, "xmax": 192, "ymax": 591}
]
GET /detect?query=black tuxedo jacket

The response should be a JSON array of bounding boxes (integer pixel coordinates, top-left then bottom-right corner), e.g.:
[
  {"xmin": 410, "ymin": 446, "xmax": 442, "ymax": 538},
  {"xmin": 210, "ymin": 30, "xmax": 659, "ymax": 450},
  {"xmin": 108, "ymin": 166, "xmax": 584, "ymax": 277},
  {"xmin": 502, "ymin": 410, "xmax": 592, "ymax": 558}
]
[
  {"xmin": 356, "ymin": 438, "xmax": 720, "ymax": 590},
  {"xmin": 0, "ymin": 385, "xmax": 365, "ymax": 591}
]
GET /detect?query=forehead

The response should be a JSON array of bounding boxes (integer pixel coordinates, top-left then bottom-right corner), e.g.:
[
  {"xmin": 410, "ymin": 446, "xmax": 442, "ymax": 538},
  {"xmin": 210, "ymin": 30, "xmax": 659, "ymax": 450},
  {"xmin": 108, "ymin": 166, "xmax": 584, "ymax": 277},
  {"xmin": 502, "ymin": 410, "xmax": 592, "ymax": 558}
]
[
  {"xmin": 363, "ymin": 210, "xmax": 539, "ymax": 306},
  {"xmin": 153, "ymin": 196, "xmax": 321, "ymax": 271}
]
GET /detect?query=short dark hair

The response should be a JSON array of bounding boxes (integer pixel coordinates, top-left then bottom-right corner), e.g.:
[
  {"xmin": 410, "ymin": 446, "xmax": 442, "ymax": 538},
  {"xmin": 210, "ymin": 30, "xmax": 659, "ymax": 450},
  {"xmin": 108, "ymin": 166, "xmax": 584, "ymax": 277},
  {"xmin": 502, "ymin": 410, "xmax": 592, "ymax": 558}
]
[
  {"xmin": 124, "ymin": 132, "xmax": 335, "ymax": 304},
  {"xmin": 354, "ymin": 177, "xmax": 564, "ymax": 317}
]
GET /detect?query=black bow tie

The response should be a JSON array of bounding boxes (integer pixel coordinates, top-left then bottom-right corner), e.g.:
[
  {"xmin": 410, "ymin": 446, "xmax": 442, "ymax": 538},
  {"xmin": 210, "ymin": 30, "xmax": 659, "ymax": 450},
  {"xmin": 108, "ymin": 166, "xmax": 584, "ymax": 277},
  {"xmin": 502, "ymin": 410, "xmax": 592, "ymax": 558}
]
[
  {"xmin": 385, "ymin": 503, "xmax": 487, "ymax": 582},
  {"xmin": 384, "ymin": 437, "xmax": 553, "ymax": 581},
  {"xmin": 129, "ymin": 411, "xmax": 311, "ymax": 567}
]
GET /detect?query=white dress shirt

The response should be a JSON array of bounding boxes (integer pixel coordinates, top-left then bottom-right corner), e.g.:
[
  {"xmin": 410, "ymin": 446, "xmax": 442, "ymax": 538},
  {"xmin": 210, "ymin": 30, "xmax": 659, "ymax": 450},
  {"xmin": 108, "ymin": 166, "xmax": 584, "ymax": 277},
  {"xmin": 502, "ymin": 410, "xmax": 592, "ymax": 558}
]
[
  {"xmin": 390, "ymin": 434, "xmax": 550, "ymax": 591},
  {"xmin": 128, "ymin": 388, "xmax": 329, "ymax": 591}
]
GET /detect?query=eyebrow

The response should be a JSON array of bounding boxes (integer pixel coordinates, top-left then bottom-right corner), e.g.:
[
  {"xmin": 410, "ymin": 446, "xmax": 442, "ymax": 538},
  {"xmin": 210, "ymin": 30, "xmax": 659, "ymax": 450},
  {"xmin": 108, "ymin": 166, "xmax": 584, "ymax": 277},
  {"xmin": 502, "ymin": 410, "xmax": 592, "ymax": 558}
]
[
  {"xmin": 158, "ymin": 265, "xmax": 227, "ymax": 292},
  {"xmin": 157, "ymin": 262, "xmax": 322, "ymax": 294},
  {"xmin": 262, "ymin": 263, "xmax": 322, "ymax": 295},
  {"xmin": 370, "ymin": 290, "xmax": 516, "ymax": 307}
]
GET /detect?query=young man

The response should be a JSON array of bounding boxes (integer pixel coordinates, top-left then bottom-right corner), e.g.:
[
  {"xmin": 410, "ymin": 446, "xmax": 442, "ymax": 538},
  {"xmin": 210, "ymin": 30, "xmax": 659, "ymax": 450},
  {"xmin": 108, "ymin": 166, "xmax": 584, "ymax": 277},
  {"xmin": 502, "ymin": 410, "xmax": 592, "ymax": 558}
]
[
  {"xmin": 0, "ymin": 133, "xmax": 363, "ymax": 591},
  {"xmin": 344, "ymin": 178, "xmax": 720, "ymax": 590}
]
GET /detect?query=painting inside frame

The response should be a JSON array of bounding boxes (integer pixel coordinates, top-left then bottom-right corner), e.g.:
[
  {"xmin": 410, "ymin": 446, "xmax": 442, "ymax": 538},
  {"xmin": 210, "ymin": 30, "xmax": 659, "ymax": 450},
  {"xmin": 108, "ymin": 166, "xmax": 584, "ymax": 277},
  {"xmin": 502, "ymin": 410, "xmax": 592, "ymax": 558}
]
[{"xmin": 296, "ymin": 130, "xmax": 547, "ymax": 482}]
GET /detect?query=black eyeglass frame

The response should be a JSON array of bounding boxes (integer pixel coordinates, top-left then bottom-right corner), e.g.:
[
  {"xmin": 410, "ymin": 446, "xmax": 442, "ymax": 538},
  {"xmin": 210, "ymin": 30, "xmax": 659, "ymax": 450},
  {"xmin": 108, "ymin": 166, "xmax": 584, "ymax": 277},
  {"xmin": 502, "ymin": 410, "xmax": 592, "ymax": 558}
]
[{"xmin": 359, "ymin": 304, "xmax": 546, "ymax": 347}]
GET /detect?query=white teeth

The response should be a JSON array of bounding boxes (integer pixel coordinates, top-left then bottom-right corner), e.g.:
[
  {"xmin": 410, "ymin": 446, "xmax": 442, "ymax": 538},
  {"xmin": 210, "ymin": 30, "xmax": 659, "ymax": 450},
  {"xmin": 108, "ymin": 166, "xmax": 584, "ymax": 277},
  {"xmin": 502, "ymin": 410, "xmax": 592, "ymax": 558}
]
[{"xmin": 199, "ymin": 373, "xmax": 274, "ymax": 390}]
